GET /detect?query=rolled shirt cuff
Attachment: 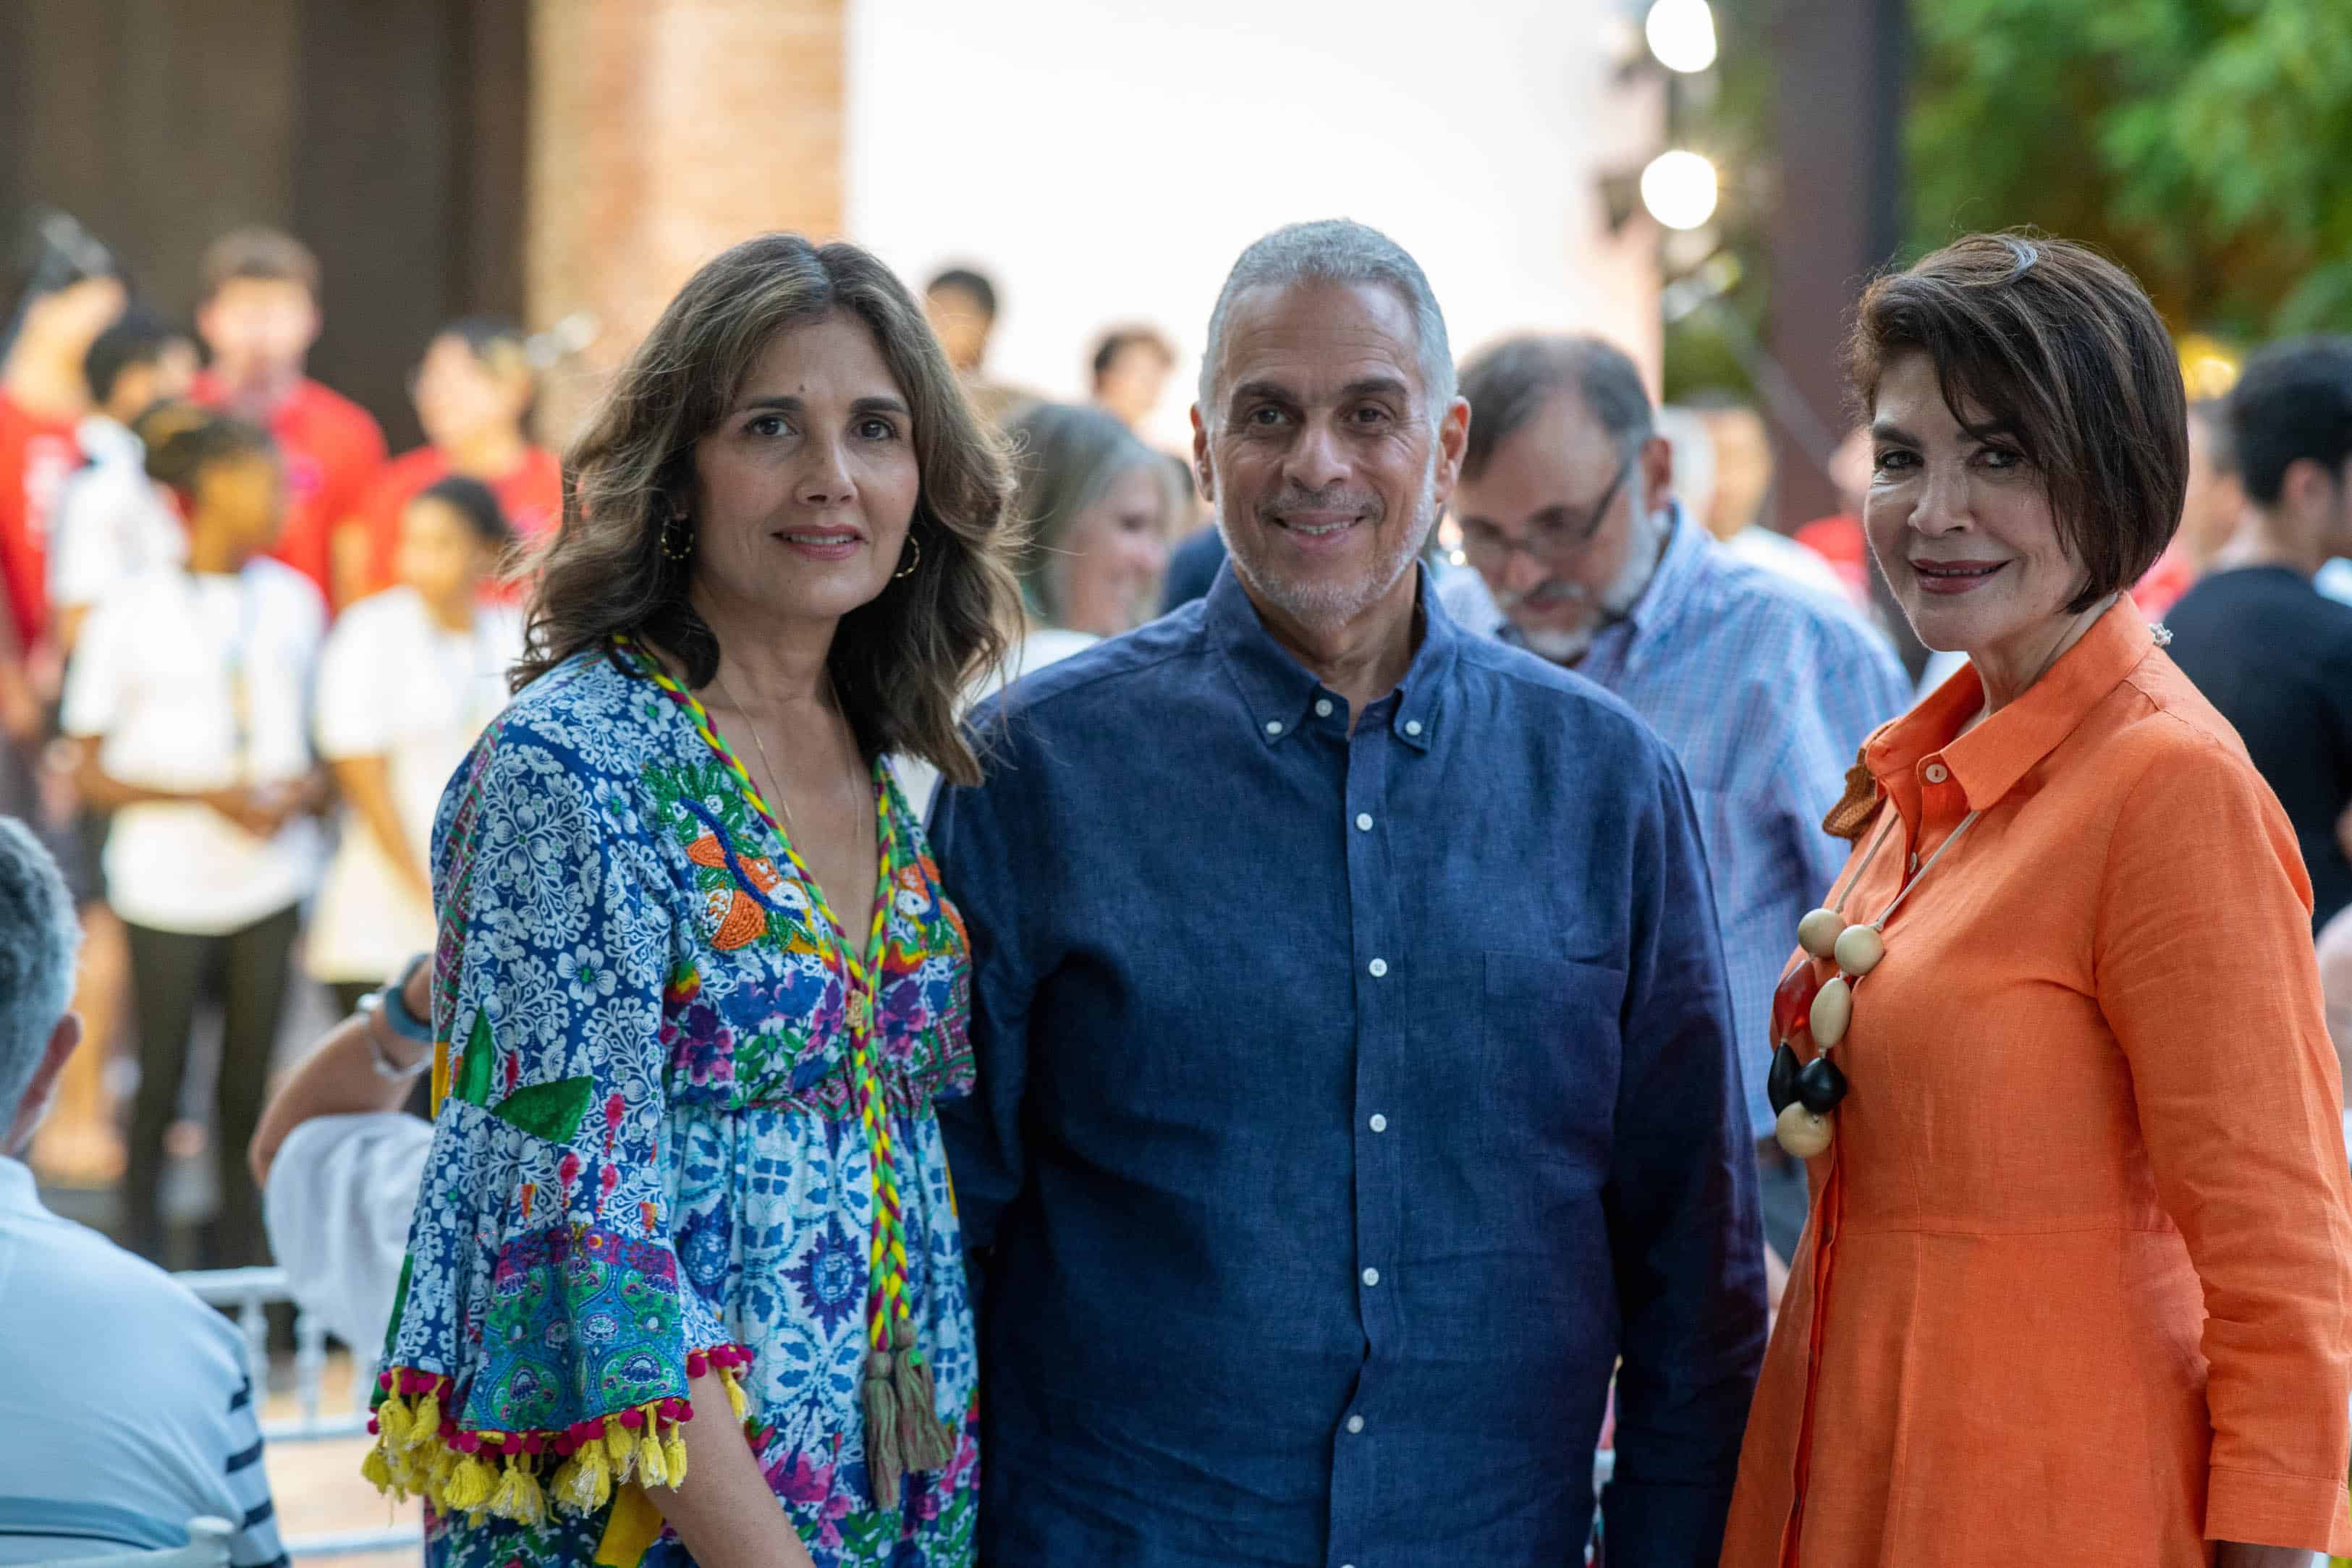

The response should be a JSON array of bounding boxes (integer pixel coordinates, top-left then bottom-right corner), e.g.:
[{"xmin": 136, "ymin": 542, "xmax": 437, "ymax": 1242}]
[{"xmin": 2203, "ymin": 1464, "xmax": 2352, "ymax": 1556}]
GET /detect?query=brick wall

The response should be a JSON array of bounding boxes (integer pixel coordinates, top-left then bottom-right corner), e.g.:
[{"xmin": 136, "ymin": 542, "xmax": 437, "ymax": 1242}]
[{"xmin": 528, "ymin": 0, "xmax": 847, "ymax": 446}]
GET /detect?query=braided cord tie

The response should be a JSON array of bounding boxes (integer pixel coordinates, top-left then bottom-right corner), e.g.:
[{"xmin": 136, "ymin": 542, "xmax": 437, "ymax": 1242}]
[{"xmin": 613, "ymin": 637, "xmax": 950, "ymax": 1504}]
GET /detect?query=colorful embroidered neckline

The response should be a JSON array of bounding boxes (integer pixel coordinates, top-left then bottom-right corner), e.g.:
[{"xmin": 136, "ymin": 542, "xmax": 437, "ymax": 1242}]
[{"xmin": 611, "ymin": 633, "xmax": 953, "ymax": 1508}]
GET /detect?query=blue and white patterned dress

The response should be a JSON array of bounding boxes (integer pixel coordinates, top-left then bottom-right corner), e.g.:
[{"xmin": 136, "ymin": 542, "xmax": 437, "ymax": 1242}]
[{"xmin": 367, "ymin": 648, "xmax": 979, "ymax": 1568}]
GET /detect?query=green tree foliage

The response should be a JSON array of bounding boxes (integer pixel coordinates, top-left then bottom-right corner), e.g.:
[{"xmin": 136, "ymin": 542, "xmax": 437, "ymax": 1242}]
[{"xmin": 1911, "ymin": 0, "xmax": 2352, "ymax": 336}]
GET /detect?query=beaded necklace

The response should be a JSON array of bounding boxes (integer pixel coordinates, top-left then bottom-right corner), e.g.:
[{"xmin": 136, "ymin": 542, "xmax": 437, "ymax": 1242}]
[
  {"xmin": 613, "ymin": 635, "xmax": 955, "ymax": 1509},
  {"xmin": 1765, "ymin": 597, "xmax": 2115, "ymax": 1158}
]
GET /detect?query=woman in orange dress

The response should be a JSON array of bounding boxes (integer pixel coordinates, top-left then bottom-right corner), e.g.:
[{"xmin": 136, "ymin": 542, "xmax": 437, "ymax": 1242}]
[{"xmin": 1721, "ymin": 234, "xmax": 2352, "ymax": 1567}]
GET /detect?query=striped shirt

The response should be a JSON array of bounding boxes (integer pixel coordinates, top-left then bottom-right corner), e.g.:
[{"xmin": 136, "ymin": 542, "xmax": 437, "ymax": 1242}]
[
  {"xmin": 0, "ymin": 1158, "xmax": 286, "ymax": 1568},
  {"xmin": 1442, "ymin": 507, "xmax": 1913, "ymax": 1136}
]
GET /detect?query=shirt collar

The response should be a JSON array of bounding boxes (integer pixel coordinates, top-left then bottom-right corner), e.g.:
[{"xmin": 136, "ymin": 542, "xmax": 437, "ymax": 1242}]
[
  {"xmin": 1204, "ymin": 556, "xmax": 1458, "ymax": 751},
  {"xmin": 1618, "ymin": 502, "xmax": 1709, "ymax": 640},
  {"xmin": 1865, "ymin": 596, "xmax": 2154, "ymax": 811},
  {"xmin": 72, "ymin": 415, "xmax": 137, "ymax": 464}
]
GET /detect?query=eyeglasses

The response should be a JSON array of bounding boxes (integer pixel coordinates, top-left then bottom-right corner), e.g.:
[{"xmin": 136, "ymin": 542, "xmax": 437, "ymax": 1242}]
[{"xmin": 1458, "ymin": 459, "xmax": 1632, "ymax": 571}]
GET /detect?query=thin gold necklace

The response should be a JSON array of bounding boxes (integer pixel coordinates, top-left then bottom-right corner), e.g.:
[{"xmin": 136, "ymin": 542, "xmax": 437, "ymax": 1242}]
[{"xmin": 711, "ymin": 662, "xmax": 798, "ymax": 836}]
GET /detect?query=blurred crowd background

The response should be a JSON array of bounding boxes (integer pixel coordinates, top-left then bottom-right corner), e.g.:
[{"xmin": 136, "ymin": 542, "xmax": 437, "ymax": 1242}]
[{"xmin": 1, "ymin": 0, "xmax": 2346, "ymax": 1271}]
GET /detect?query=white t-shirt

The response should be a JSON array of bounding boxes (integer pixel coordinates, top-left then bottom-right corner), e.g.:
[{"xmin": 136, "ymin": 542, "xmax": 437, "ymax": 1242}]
[
  {"xmin": 262, "ymin": 1111, "xmax": 433, "ymax": 1355},
  {"xmin": 892, "ymin": 624, "xmax": 1099, "ymax": 820},
  {"xmin": 308, "ymin": 588, "xmax": 521, "ymax": 981},
  {"xmin": 60, "ymin": 559, "xmax": 326, "ymax": 933},
  {"xmin": 47, "ymin": 415, "xmax": 186, "ymax": 614}
]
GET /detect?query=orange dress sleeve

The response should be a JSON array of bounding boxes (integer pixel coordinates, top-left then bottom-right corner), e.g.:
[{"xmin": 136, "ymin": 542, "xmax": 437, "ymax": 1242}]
[{"xmin": 2097, "ymin": 727, "xmax": 2352, "ymax": 1554}]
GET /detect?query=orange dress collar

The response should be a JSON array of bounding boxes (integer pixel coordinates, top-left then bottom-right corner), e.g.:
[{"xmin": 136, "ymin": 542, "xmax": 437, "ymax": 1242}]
[{"xmin": 1866, "ymin": 596, "xmax": 2156, "ymax": 813}]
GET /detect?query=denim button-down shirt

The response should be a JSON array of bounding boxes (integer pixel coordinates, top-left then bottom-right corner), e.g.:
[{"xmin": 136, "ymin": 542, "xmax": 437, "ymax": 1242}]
[{"xmin": 928, "ymin": 564, "xmax": 1766, "ymax": 1568}]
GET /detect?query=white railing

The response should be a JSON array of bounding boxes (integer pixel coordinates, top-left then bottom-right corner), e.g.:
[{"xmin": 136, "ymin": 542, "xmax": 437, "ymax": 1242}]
[{"xmin": 174, "ymin": 1266, "xmax": 420, "ymax": 1559}]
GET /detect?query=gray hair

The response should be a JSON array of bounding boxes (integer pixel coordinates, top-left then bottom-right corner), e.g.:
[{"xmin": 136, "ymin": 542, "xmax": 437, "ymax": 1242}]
[
  {"xmin": 1198, "ymin": 219, "xmax": 1455, "ymax": 426},
  {"xmin": 0, "ymin": 818, "xmax": 79, "ymax": 1124},
  {"xmin": 1458, "ymin": 334, "xmax": 1655, "ymax": 481}
]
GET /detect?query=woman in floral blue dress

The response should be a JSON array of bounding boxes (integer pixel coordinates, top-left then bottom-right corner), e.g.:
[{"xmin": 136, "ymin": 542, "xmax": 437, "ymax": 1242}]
[{"xmin": 362, "ymin": 234, "xmax": 1021, "ymax": 1568}]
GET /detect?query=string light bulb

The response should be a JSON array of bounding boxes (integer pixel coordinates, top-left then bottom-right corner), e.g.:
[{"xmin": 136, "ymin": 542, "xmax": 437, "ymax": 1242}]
[
  {"xmin": 1645, "ymin": 0, "xmax": 1718, "ymax": 74},
  {"xmin": 1640, "ymin": 151, "xmax": 1719, "ymax": 231}
]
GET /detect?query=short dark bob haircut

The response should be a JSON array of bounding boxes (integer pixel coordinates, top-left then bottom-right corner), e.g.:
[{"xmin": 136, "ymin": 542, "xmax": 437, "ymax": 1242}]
[{"xmin": 1848, "ymin": 232, "xmax": 2186, "ymax": 613}]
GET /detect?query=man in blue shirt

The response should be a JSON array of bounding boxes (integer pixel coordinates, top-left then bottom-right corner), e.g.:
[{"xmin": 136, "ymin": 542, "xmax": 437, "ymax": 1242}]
[
  {"xmin": 928, "ymin": 221, "xmax": 1765, "ymax": 1567},
  {"xmin": 1443, "ymin": 336, "xmax": 1911, "ymax": 1266}
]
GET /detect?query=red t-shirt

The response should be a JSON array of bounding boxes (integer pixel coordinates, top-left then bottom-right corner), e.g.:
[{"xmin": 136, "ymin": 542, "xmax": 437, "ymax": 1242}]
[
  {"xmin": 193, "ymin": 372, "xmax": 387, "ymax": 606},
  {"xmin": 1794, "ymin": 513, "xmax": 1871, "ymax": 609},
  {"xmin": 353, "ymin": 443, "xmax": 562, "ymax": 598},
  {"xmin": 0, "ymin": 392, "xmax": 85, "ymax": 656}
]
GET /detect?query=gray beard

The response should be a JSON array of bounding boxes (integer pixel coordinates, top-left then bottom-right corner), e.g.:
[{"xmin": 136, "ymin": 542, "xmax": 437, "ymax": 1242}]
[
  {"xmin": 1503, "ymin": 504, "xmax": 1670, "ymax": 665},
  {"xmin": 1221, "ymin": 454, "xmax": 1440, "ymax": 633}
]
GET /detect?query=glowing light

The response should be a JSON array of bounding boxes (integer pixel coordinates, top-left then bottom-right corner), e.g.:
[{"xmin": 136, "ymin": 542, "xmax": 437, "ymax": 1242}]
[
  {"xmin": 1641, "ymin": 151, "xmax": 1719, "ymax": 231},
  {"xmin": 1645, "ymin": 0, "xmax": 1717, "ymax": 73},
  {"xmin": 2178, "ymin": 333, "xmax": 2241, "ymax": 400}
]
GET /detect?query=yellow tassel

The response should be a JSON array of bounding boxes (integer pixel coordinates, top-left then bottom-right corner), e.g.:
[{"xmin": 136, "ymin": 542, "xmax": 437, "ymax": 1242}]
[
  {"xmin": 661, "ymin": 1425, "xmax": 688, "ymax": 1487},
  {"xmin": 489, "ymin": 1453, "xmax": 549, "ymax": 1527},
  {"xmin": 603, "ymin": 1414, "xmax": 639, "ymax": 1486},
  {"xmin": 635, "ymin": 1414, "xmax": 670, "ymax": 1490},
  {"xmin": 423, "ymin": 1443, "xmax": 457, "ymax": 1494},
  {"xmin": 376, "ymin": 1393, "xmax": 414, "ymax": 1447},
  {"xmin": 406, "ymin": 1389, "xmax": 442, "ymax": 1452},
  {"xmin": 381, "ymin": 1438, "xmax": 421, "ymax": 1496},
  {"xmin": 360, "ymin": 1443, "xmax": 398, "ymax": 1499},
  {"xmin": 441, "ymin": 1452, "xmax": 497, "ymax": 1514},
  {"xmin": 720, "ymin": 1366, "xmax": 748, "ymax": 1423},
  {"xmin": 552, "ymin": 1436, "xmax": 613, "ymax": 1514}
]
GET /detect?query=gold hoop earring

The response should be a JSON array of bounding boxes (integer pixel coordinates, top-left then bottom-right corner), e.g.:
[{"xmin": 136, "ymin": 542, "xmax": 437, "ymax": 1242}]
[
  {"xmin": 893, "ymin": 533, "xmax": 923, "ymax": 580},
  {"xmin": 663, "ymin": 514, "xmax": 693, "ymax": 563}
]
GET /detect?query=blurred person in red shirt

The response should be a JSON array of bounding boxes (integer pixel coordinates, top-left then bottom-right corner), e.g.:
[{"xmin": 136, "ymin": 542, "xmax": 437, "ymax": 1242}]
[
  {"xmin": 193, "ymin": 228, "xmax": 385, "ymax": 609},
  {"xmin": 0, "ymin": 237, "xmax": 125, "ymax": 732},
  {"xmin": 342, "ymin": 318, "xmax": 557, "ymax": 604}
]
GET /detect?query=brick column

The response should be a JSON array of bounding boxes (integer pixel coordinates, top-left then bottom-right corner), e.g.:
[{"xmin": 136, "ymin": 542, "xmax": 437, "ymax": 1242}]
[{"xmin": 528, "ymin": 0, "xmax": 847, "ymax": 444}]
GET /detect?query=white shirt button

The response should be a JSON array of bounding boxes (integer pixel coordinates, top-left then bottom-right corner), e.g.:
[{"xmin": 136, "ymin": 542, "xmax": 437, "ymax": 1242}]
[
  {"xmin": 1361, "ymin": 1266, "xmax": 1380, "ymax": 1287},
  {"xmin": 1314, "ymin": 698, "xmax": 1334, "ymax": 717},
  {"xmin": 1355, "ymin": 813, "xmax": 1374, "ymax": 831},
  {"xmin": 1924, "ymin": 762, "xmax": 1948, "ymax": 784},
  {"xmin": 1369, "ymin": 1113, "xmax": 1387, "ymax": 1132},
  {"xmin": 1345, "ymin": 1415, "xmax": 1365, "ymax": 1435},
  {"xmin": 1264, "ymin": 720, "xmax": 1283, "ymax": 737},
  {"xmin": 1367, "ymin": 958, "xmax": 1388, "ymax": 978},
  {"xmin": 1403, "ymin": 719, "xmax": 1423, "ymax": 737}
]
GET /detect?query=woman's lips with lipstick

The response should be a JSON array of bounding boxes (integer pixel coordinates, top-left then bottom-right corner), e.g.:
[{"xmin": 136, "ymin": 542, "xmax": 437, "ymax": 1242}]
[
  {"xmin": 1911, "ymin": 558, "xmax": 2008, "ymax": 595},
  {"xmin": 775, "ymin": 525, "xmax": 863, "ymax": 561}
]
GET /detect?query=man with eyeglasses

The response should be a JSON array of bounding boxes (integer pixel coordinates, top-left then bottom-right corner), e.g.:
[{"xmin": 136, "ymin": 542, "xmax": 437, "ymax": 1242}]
[{"xmin": 1445, "ymin": 334, "xmax": 1909, "ymax": 1269}]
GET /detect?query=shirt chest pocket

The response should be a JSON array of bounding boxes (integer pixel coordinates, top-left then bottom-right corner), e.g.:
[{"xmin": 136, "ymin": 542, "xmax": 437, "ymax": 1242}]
[{"xmin": 1481, "ymin": 951, "xmax": 1624, "ymax": 1164}]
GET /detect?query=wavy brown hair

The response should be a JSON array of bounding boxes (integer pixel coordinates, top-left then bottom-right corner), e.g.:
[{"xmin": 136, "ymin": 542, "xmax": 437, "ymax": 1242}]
[{"xmin": 514, "ymin": 233, "xmax": 1022, "ymax": 787}]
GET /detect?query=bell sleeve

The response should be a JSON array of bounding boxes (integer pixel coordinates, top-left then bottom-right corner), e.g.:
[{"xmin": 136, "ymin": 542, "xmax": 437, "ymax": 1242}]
[{"xmin": 361, "ymin": 719, "xmax": 752, "ymax": 1527}]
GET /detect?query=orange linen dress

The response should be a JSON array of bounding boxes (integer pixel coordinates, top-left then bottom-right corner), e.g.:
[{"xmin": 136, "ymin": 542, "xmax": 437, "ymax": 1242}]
[{"xmin": 1722, "ymin": 599, "xmax": 2352, "ymax": 1566}]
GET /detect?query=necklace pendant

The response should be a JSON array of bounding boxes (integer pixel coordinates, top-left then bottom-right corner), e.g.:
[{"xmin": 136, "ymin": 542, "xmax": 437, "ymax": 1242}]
[
  {"xmin": 1795, "ymin": 907, "xmax": 1843, "ymax": 959},
  {"xmin": 1811, "ymin": 975, "xmax": 1853, "ymax": 1048},
  {"xmin": 1833, "ymin": 923, "xmax": 1885, "ymax": 978},
  {"xmin": 1795, "ymin": 1053, "xmax": 1848, "ymax": 1114},
  {"xmin": 1767, "ymin": 1042, "xmax": 1802, "ymax": 1116},
  {"xmin": 1772, "ymin": 967, "xmax": 1823, "ymax": 1047},
  {"xmin": 1775, "ymin": 1102, "xmax": 1835, "ymax": 1158}
]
